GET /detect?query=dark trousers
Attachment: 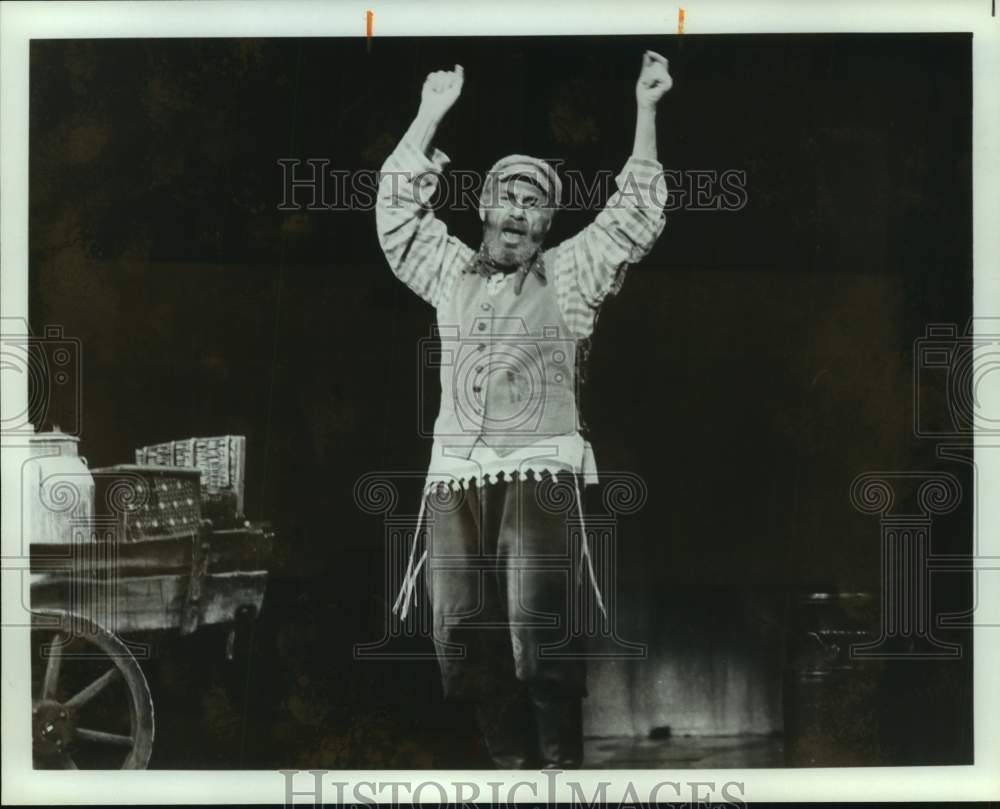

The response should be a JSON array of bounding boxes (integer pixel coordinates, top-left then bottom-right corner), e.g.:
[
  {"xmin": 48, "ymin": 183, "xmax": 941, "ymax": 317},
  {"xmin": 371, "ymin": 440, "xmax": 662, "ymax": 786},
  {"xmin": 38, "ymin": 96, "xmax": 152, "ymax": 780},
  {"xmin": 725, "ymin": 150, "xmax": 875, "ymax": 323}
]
[{"xmin": 423, "ymin": 473, "xmax": 587, "ymax": 768}]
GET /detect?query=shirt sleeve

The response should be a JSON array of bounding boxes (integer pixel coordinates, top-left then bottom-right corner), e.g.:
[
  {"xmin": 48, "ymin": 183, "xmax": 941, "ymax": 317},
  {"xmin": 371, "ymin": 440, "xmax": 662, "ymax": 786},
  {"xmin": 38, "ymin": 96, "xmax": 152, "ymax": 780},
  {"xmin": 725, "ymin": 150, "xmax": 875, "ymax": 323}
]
[
  {"xmin": 550, "ymin": 156, "xmax": 667, "ymax": 339},
  {"xmin": 375, "ymin": 138, "xmax": 473, "ymax": 308}
]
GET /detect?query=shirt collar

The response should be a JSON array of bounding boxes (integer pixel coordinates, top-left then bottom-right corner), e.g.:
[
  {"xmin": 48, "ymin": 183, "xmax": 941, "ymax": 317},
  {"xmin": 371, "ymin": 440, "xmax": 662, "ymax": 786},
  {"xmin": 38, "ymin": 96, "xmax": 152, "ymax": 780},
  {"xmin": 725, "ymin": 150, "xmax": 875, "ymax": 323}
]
[{"xmin": 463, "ymin": 243, "xmax": 547, "ymax": 295}]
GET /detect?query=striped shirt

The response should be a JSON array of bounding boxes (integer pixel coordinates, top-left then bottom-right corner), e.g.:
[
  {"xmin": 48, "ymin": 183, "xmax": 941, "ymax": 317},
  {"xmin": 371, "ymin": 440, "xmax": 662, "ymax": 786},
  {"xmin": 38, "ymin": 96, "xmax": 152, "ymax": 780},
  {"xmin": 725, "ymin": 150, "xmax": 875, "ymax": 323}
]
[{"xmin": 376, "ymin": 137, "xmax": 666, "ymax": 340}]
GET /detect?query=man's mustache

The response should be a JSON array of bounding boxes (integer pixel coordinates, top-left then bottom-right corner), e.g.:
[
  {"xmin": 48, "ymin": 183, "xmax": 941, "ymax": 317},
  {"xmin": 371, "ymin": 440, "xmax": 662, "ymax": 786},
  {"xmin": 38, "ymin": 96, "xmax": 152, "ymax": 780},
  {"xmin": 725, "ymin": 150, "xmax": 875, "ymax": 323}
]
[{"xmin": 499, "ymin": 219, "xmax": 528, "ymax": 235}]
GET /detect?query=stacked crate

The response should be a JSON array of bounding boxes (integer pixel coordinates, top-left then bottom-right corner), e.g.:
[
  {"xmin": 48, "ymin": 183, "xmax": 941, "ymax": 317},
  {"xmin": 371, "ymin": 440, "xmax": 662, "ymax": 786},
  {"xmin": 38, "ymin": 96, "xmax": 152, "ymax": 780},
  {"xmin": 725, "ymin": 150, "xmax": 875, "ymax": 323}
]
[
  {"xmin": 135, "ymin": 436, "xmax": 246, "ymax": 525},
  {"xmin": 92, "ymin": 465, "xmax": 203, "ymax": 541}
]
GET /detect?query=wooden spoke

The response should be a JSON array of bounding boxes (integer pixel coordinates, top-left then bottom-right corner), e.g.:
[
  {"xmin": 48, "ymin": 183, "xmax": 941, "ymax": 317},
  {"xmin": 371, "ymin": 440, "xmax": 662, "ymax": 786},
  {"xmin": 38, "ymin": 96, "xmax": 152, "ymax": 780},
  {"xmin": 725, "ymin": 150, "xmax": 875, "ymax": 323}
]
[
  {"xmin": 75, "ymin": 727, "xmax": 134, "ymax": 748},
  {"xmin": 65, "ymin": 667, "xmax": 121, "ymax": 710},
  {"xmin": 32, "ymin": 612, "xmax": 154, "ymax": 769},
  {"xmin": 41, "ymin": 633, "xmax": 67, "ymax": 700}
]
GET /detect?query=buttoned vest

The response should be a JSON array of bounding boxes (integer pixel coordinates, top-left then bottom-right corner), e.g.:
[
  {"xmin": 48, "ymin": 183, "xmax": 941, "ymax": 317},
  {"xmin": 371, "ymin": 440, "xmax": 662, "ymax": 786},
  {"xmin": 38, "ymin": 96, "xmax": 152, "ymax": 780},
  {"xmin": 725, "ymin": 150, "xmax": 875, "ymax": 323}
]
[{"xmin": 432, "ymin": 252, "xmax": 579, "ymax": 458}]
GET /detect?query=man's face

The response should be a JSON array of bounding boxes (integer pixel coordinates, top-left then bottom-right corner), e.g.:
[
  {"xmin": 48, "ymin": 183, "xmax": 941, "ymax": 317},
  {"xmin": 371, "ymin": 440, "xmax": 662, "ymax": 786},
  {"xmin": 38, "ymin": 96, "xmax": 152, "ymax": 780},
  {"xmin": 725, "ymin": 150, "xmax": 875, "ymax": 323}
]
[{"xmin": 481, "ymin": 177, "xmax": 555, "ymax": 266}]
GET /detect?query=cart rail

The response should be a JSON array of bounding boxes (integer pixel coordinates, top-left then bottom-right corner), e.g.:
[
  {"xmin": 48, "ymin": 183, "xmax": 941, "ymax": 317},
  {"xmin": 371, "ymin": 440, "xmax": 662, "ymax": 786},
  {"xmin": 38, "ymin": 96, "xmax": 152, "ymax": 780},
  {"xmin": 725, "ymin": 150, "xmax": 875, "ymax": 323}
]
[{"xmin": 30, "ymin": 523, "xmax": 273, "ymax": 635}]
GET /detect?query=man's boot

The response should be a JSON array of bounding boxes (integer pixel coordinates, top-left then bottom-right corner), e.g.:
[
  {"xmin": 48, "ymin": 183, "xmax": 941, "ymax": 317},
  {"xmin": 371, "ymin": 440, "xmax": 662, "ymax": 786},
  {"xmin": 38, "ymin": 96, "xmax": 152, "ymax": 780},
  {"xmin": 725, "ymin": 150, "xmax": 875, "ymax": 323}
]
[
  {"xmin": 474, "ymin": 688, "xmax": 537, "ymax": 769},
  {"xmin": 530, "ymin": 681, "xmax": 584, "ymax": 769}
]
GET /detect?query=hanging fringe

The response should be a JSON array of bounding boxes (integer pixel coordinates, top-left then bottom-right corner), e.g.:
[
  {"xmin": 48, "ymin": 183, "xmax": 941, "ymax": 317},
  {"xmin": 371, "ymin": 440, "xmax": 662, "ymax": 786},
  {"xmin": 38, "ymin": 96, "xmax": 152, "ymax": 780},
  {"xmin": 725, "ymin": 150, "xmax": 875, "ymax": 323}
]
[
  {"xmin": 420, "ymin": 465, "xmax": 572, "ymax": 497},
  {"xmin": 573, "ymin": 474, "xmax": 607, "ymax": 619},
  {"xmin": 392, "ymin": 495, "xmax": 428, "ymax": 620},
  {"xmin": 395, "ymin": 471, "xmax": 606, "ymax": 622}
]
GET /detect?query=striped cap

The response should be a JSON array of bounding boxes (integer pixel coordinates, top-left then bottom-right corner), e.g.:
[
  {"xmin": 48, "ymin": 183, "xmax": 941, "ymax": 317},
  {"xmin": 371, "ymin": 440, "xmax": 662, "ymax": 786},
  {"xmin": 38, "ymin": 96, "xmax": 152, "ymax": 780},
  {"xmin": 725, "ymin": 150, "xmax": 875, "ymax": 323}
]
[{"xmin": 483, "ymin": 154, "xmax": 563, "ymax": 208}]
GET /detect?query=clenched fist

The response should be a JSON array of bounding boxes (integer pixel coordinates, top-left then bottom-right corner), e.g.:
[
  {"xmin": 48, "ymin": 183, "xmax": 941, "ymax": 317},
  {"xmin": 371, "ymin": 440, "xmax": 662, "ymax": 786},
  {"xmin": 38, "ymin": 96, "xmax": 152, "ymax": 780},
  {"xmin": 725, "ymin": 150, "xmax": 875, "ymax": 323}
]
[
  {"xmin": 419, "ymin": 64, "xmax": 464, "ymax": 122},
  {"xmin": 636, "ymin": 50, "xmax": 672, "ymax": 109}
]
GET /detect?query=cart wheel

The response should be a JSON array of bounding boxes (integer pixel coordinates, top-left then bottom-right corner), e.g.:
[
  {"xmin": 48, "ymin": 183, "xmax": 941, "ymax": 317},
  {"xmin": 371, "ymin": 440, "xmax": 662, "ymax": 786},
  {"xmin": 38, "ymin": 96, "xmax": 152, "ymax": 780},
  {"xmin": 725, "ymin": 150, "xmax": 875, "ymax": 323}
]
[{"xmin": 31, "ymin": 611, "xmax": 154, "ymax": 769}]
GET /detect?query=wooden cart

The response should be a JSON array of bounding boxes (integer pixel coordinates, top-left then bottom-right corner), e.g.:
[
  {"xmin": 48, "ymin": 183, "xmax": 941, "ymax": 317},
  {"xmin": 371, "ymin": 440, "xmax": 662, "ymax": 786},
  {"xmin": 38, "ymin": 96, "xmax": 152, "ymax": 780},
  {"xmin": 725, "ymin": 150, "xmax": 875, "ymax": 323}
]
[{"xmin": 28, "ymin": 460, "xmax": 272, "ymax": 770}]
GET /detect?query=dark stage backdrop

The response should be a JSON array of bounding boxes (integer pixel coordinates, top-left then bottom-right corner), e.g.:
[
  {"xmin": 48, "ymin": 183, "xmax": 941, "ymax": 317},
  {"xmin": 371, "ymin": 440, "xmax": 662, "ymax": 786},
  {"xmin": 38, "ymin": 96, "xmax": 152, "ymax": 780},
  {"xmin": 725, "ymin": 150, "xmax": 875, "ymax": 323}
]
[{"xmin": 29, "ymin": 34, "xmax": 973, "ymax": 767}]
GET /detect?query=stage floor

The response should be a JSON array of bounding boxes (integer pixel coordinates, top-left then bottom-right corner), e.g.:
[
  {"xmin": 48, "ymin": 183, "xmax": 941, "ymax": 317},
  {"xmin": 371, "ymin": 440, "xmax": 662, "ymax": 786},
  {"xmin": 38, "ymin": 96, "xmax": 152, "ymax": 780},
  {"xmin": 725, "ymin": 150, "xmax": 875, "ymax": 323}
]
[{"xmin": 584, "ymin": 734, "xmax": 785, "ymax": 769}]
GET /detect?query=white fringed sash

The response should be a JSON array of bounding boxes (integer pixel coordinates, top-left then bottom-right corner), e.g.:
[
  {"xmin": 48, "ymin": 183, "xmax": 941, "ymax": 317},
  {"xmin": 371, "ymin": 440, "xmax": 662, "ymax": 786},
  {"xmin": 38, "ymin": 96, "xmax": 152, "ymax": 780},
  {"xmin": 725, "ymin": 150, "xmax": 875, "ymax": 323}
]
[{"xmin": 393, "ymin": 434, "xmax": 606, "ymax": 620}]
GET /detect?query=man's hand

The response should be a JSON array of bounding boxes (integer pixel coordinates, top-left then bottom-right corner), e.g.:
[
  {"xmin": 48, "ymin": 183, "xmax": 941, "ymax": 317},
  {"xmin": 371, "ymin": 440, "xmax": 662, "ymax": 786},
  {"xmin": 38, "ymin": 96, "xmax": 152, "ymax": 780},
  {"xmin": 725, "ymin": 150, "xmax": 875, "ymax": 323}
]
[
  {"xmin": 419, "ymin": 65, "xmax": 464, "ymax": 122},
  {"xmin": 635, "ymin": 50, "xmax": 672, "ymax": 109}
]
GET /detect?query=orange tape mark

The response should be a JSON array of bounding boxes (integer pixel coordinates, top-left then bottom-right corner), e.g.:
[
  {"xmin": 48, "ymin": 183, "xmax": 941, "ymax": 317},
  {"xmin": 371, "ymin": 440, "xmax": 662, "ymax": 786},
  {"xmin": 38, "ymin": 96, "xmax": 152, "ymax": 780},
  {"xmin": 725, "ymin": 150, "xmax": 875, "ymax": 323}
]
[
  {"xmin": 678, "ymin": 7, "xmax": 685, "ymax": 35},
  {"xmin": 366, "ymin": 10, "xmax": 373, "ymax": 42}
]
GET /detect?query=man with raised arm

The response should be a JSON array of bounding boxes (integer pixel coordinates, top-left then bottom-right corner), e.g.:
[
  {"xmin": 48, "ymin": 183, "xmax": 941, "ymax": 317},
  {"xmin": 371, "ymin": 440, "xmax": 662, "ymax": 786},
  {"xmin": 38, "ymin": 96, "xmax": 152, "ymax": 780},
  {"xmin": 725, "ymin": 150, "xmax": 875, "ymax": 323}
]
[{"xmin": 376, "ymin": 51, "xmax": 672, "ymax": 769}]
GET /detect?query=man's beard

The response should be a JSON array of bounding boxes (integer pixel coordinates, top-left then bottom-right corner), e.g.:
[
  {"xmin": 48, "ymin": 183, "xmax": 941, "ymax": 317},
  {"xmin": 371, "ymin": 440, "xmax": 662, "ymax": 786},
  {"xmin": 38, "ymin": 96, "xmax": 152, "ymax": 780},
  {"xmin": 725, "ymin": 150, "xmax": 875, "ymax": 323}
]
[{"xmin": 482, "ymin": 222, "xmax": 544, "ymax": 267}]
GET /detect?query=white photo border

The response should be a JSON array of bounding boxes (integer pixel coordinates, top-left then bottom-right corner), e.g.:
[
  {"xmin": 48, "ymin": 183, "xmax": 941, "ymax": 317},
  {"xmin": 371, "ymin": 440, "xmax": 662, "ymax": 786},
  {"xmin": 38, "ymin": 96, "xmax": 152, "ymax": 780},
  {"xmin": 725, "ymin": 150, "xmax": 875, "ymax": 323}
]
[{"xmin": 2, "ymin": 0, "xmax": 998, "ymax": 803}]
